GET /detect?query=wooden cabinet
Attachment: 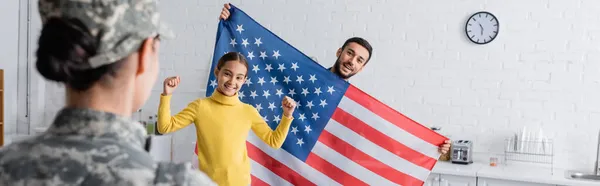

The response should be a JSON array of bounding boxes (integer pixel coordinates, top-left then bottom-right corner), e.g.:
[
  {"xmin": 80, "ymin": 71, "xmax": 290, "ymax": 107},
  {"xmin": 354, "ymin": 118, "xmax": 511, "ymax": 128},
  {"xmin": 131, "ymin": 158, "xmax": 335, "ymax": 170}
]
[
  {"xmin": 477, "ymin": 177, "xmax": 555, "ymax": 186},
  {"xmin": 426, "ymin": 173, "xmax": 477, "ymax": 186}
]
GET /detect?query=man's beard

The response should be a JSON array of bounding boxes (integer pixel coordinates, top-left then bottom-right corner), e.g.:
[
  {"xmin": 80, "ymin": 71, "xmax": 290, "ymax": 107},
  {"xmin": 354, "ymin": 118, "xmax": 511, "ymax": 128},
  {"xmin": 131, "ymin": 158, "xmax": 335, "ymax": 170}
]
[{"xmin": 332, "ymin": 57, "xmax": 356, "ymax": 80}]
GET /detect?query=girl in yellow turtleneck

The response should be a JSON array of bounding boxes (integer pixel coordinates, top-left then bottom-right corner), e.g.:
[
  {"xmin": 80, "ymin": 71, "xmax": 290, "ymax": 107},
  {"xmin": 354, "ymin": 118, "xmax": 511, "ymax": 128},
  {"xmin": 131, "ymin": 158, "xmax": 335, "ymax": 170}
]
[{"xmin": 156, "ymin": 52, "xmax": 297, "ymax": 186}]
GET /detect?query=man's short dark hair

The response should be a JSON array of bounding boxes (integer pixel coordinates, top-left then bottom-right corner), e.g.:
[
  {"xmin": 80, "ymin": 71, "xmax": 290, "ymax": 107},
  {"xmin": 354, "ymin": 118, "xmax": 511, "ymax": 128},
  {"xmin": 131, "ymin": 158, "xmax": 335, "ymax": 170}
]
[{"xmin": 341, "ymin": 37, "xmax": 373, "ymax": 63}]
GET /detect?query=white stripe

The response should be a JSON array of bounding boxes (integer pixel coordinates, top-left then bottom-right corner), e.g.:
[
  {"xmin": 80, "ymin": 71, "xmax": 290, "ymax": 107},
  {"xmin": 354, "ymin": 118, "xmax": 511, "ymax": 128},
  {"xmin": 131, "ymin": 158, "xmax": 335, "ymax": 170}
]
[
  {"xmin": 325, "ymin": 120, "xmax": 431, "ymax": 181},
  {"xmin": 247, "ymin": 132, "xmax": 341, "ymax": 186},
  {"xmin": 250, "ymin": 159, "xmax": 294, "ymax": 186},
  {"xmin": 338, "ymin": 96, "xmax": 440, "ymax": 159},
  {"xmin": 312, "ymin": 142, "xmax": 397, "ymax": 185}
]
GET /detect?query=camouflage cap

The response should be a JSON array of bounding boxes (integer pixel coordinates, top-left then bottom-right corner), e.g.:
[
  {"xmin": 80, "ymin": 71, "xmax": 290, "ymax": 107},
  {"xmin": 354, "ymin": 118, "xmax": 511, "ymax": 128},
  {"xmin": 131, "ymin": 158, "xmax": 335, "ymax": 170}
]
[{"xmin": 38, "ymin": 0, "xmax": 175, "ymax": 68}]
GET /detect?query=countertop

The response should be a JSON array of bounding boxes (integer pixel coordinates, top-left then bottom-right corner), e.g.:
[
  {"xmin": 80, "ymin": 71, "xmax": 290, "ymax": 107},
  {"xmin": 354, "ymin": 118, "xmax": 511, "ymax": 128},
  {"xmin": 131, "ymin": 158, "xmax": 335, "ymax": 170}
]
[{"xmin": 432, "ymin": 161, "xmax": 600, "ymax": 186}]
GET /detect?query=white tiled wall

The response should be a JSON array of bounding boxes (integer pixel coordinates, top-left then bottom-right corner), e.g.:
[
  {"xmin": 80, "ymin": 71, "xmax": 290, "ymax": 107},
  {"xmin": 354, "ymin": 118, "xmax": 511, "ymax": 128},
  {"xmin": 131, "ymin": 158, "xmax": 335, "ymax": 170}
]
[{"xmin": 34, "ymin": 0, "xmax": 600, "ymax": 171}]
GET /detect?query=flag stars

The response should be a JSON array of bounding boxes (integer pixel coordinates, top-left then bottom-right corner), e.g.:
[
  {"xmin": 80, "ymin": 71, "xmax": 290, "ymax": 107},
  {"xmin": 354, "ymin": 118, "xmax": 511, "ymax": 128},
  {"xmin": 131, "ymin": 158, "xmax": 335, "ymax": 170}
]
[
  {"xmin": 272, "ymin": 50, "xmax": 281, "ymax": 59},
  {"xmin": 277, "ymin": 63, "xmax": 286, "ymax": 72},
  {"xmin": 245, "ymin": 78, "xmax": 253, "ymax": 86},
  {"xmin": 268, "ymin": 102, "xmax": 276, "ymax": 111},
  {"xmin": 257, "ymin": 77, "xmax": 266, "ymax": 86},
  {"xmin": 274, "ymin": 115, "xmax": 281, "ymax": 123},
  {"xmin": 296, "ymin": 138, "xmax": 304, "ymax": 146},
  {"xmin": 262, "ymin": 115, "xmax": 268, "ymax": 122},
  {"xmin": 247, "ymin": 51, "xmax": 255, "ymax": 60},
  {"xmin": 319, "ymin": 99, "xmax": 328, "ymax": 108},
  {"xmin": 262, "ymin": 90, "xmax": 271, "ymax": 99},
  {"xmin": 209, "ymin": 79, "xmax": 217, "ymax": 88},
  {"xmin": 309, "ymin": 74, "xmax": 318, "ymax": 83},
  {"xmin": 260, "ymin": 51, "xmax": 268, "ymax": 60},
  {"xmin": 275, "ymin": 89, "xmax": 284, "ymax": 97},
  {"xmin": 306, "ymin": 101, "xmax": 314, "ymax": 109},
  {"xmin": 296, "ymin": 75, "xmax": 304, "ymax": 84},
  {"xmin": 283, "ymin": 76, "xmax": 291, "ymax": 84},
  {"xmin": 229, "ymin": 38, "xmax": 237, "ymax": 47},
  {"xmin": 312, "ymin": 113, "xmax": 320, "ymax": 121},
  {"xmin": 265, "ymin": 64, "xmax": 273, "ymax": 72},
  {"xmin": 288, "ymin": 89, "xmax": 296, "ymax": 97},
  {"xmin": 250, "ymin": 90, "xmax": 258, "ymax": 99},
  {"xmin": 291, "ymin": 126, "xmax": 299, "ymax": 135},
  {"xmin": 241, "ymin": 38, "xmax": 249, "ymax": 47},
  {"xmin": 291, "ymin": 62, "xmax": 300, "ymax": 71},
  {"xmin": 239, "ymin": 91, "xmax": 245, "ymax": 99},
  {"xmin": 301, "ymin": 88, "xmax": 310, "ymax": 97},
  {"xmin": 252, "ymin": 65, "xmax": 260, "ymax": 73},
  {"xmin": 327, "ymin": 86, "xmax": 335, "ymax": 95},
  {"xmin": 314, "ymin": 87, "xmax": 322, "ymax": 96},
  {"xmin": 304, "ymin": 125, "xmax": 313, "ymax": 134},
  {"xmin": 255, "ymin": 103, "xmax": 263, "ymax": 112},
  {"xmin": 298, "ymin": 113, "xmax": 306, "ymax": 121},
  {"xmin": 236, "ymin": 24, "xmax": 244, "ymax": 34},
  {"xmin": 270, "ymin": 77, "xmax": 278, "ymax": 85},
  {"xmin": 254, "ymin": 38, "xmax": 262, "ymax": 47}
]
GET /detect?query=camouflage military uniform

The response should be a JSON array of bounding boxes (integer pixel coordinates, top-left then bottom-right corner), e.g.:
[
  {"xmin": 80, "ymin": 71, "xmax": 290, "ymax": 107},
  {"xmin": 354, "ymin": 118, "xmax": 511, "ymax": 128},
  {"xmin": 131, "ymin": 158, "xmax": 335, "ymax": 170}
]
[
  {"xmin": 0, "ymin": 0, "xmax": 216, "ymax": 185},
  {"xmin": 0, "ymin": 108, "xmax": 216, "ymax": 185}
]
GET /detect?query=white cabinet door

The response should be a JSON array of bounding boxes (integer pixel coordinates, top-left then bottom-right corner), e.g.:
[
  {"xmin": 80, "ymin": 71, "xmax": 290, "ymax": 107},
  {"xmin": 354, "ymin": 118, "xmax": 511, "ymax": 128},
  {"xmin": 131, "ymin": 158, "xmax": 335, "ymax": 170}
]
[
  {"xmin": 478, "ymin": 178, "xmax": 555, "ymax": 186},
  {"xmin": 439, "ymin": 174, "xmax": 477, "ymax": 186},
  {"xmin": 424, "ymin": 173, "xmax": 440, "ymax": 186}
]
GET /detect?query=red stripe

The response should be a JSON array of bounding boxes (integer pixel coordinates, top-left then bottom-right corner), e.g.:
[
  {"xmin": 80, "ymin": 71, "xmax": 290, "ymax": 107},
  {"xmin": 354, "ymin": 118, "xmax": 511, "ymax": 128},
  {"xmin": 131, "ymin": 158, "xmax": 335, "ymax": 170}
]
[
  {"xmin": 318, "ymin": 131, "xmax": 424, "ymax": 186},
  {"xmin": 246, "ymin": 142, "xmax": 316, "ymax": 186},
  {"xmin": 251, "ymin": 175, "xmax": 270, "ymax": 186},
  {"xmin": 305, "ymin": 153, "xmax": 369, "ymax": 186},
  {"xmin": 332, "ymin": 108, "xmax": 438, "ymax": 169},
  {"xmin": 344, "ymin": 85, "xmax": 448, "ymax": 145}
]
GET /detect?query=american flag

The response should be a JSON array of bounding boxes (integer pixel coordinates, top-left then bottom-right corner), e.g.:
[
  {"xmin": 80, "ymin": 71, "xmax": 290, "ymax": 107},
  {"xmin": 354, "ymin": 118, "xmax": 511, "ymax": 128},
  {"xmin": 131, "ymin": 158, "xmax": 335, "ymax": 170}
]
[{"xmin": 202, "ymin": 4, "xmax": 449, "ymax": 186}]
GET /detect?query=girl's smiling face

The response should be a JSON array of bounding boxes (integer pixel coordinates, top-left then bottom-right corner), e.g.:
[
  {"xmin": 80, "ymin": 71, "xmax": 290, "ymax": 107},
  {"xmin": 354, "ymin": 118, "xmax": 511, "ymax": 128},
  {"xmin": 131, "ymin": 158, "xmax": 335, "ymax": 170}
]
[{"xmin": 215, "ymin": 59, "xmax": 247, "ymax": 96}]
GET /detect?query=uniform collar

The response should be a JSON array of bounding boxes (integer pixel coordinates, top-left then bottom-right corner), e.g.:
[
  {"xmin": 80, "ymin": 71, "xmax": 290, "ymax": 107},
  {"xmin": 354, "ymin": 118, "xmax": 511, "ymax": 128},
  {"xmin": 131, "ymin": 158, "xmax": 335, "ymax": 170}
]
[{"xmin": 46, "ymin": 107, "xmax": 148, "ymax": 148}]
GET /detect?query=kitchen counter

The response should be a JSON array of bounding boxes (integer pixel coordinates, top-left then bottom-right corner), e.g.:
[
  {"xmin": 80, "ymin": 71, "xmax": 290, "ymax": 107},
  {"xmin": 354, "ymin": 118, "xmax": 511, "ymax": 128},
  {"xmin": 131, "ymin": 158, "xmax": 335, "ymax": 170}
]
[
  {"xmin": 431, "ymin": 160, "xmax": 482, "ymax": 177},
  {"xmin": 432, "ymin": 161, "xmax": 600, "ymax": 186}
]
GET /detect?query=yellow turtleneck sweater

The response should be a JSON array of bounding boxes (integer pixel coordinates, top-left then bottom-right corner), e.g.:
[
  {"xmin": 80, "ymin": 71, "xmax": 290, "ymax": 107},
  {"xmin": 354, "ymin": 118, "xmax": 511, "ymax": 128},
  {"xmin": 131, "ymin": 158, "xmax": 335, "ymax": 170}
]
[{"xmin": 157, "ymin": 90, "xmax": 293, "ymax": 186}]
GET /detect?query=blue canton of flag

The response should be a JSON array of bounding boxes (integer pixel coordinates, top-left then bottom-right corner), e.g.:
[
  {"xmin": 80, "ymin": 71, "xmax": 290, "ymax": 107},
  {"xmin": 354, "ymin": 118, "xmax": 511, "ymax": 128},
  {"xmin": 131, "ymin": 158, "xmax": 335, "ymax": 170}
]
[{"xmin": 205, "ymin": 5, "xmax": 350, "ymax": 161}]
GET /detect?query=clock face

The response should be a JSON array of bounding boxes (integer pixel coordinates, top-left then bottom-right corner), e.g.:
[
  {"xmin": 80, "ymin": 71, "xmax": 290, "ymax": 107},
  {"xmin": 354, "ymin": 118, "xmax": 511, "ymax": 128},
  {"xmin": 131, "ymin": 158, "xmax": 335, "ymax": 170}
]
[{"xmin": 465, "ymin": 11, "xmax": 499, "ymax": 44}]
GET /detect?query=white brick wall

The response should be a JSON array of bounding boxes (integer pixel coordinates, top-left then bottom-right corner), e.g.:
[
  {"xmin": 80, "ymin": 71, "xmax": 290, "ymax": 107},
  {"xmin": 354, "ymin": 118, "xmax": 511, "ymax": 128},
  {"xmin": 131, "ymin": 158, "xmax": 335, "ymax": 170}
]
[
  {"xmin": 0, "ymin": 0, "xmax": 21, "ymax": 135},
  {"xmin": 35, "ymin": 0, "xmax": 600, "ymax": 171}
]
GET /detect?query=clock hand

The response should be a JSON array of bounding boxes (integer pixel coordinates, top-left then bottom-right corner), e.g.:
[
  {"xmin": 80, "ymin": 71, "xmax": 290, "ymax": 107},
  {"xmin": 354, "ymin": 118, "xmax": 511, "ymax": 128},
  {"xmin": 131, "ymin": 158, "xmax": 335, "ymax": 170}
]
[{"xmin": 479, "ymin": 24, "xmax": 483, "ymax": 35}]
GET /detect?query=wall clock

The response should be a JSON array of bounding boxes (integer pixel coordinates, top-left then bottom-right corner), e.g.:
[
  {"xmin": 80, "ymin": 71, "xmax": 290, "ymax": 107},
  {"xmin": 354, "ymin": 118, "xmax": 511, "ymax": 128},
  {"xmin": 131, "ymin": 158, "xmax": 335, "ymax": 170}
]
[{"xmin": 465, "ymin": 11, "xmax": 499, "ymax": 44}]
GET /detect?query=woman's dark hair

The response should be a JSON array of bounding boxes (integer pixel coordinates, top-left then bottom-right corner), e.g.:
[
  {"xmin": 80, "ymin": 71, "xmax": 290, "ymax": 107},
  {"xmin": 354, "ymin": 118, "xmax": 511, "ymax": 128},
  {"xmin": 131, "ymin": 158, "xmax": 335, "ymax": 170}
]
[
  {"xmin": 36, "ymin": 17, "xmax": 125, "ymax": 91},
  {"xmin": 215, "ymin": 52, "xmax": 249, "ymax": 76}
]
